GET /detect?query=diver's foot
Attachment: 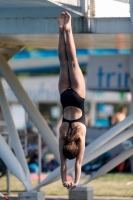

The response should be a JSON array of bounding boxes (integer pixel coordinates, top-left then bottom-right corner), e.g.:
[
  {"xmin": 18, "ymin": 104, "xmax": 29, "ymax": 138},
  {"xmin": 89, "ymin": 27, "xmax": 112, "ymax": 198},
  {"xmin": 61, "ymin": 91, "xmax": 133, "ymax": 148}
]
[
  {"xmin": 58, "ymin": 12, "xmax": 65, "ymax": 31},
  {"xmin": 64, "ymin": 12, "xmax": 72, "ymax": 32}
]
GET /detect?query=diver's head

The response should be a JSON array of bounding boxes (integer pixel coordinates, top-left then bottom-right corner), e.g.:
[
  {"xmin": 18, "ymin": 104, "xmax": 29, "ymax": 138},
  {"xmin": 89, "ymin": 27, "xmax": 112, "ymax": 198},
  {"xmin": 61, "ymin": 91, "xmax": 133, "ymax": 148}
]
[{"xmin": 63, "ymin": 126, "xmax": 79, "ymax": 160}]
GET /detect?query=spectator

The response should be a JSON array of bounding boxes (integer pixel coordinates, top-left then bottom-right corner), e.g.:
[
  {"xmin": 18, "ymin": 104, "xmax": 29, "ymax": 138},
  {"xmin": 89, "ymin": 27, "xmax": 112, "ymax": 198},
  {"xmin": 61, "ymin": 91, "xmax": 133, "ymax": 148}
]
[{"xmin": 111, "ymin": 106, "xmax": 127, "ymax": 125}]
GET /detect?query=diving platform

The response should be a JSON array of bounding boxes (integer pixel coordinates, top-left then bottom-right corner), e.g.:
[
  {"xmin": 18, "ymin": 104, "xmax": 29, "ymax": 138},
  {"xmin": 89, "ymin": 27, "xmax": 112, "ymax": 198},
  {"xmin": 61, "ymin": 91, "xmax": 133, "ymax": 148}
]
[{"xmin": 0, "ymin": 0, "xmax": 132, "ymax": 55}]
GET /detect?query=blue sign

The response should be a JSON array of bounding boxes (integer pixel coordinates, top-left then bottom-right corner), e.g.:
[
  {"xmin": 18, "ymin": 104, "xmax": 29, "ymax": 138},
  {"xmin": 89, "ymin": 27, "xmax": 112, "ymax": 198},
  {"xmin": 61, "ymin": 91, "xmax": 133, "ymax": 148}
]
[{"xmin": 87, "ymin": 55, "xmax": 130, "ymax": 91}]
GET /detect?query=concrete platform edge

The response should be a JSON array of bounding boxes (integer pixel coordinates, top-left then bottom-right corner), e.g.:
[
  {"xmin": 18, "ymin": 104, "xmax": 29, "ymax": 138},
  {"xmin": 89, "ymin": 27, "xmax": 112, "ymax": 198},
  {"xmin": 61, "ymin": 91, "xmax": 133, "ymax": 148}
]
[{"xmin": 0, "ymin": 196, "xmax": 131, "ymax": 200}]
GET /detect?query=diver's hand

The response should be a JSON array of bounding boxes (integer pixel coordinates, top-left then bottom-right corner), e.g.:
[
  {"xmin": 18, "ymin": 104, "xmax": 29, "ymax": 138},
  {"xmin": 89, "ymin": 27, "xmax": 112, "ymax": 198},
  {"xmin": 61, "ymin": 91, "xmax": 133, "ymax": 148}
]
[
  {"xmin": 68, "ymin": 182, "xmax": 78, "ymax": 190},
  {"xmin": 62, "ymin": 181, "xmax": 70, "ymax": 188}
]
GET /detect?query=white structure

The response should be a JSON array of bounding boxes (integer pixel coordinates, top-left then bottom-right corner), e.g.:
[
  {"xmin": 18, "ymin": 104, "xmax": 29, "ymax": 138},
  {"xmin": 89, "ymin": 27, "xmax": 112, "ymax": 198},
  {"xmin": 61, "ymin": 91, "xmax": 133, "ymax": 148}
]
[
  {"xmin": 0, "ymin": 0, "xmax": 133, "ymax": 198},
  {"xmin": 95, "ymin": 0, "xmax": 130, "ymax": 17}
]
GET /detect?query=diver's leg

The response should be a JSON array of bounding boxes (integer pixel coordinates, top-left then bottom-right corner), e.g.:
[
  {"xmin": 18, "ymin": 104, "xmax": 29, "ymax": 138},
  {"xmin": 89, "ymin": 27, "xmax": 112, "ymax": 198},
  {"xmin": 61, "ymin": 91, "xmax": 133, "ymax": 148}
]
[
  {"xmin": 64, "ymin": 12, "xmax": 85, "ymax": 98},
  {"xmin": 58, "ymin": 12, "xmax": 71, "ymax": 94}
]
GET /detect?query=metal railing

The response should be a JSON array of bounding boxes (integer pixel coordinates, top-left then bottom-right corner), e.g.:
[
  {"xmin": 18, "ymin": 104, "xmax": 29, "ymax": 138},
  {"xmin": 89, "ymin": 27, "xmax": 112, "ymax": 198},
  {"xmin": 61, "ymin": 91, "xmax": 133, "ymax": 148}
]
[{"xmin": 0, "ymin": 126, "xmax": 42, "ymax": 195}]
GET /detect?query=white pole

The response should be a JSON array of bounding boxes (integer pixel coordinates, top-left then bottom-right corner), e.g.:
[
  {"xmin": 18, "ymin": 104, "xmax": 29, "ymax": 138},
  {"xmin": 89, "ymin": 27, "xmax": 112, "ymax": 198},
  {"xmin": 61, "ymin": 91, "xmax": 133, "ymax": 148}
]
[
  {"xmin": 83, "ymin": 146, "xmax": 133, "ymax": 184},
  {"xmin": 81, "ymin": 0, "xmax": 90, "ymax": 32},
  {"xmin": 0, "ymin": 193, "xmax": 4, "ymax": 197},
  {"xmin": 129, "ymin": 50, "xmax": 133, "ymax": 173},
  {"xmin": 0, "ymin": 134, "xmax": 31, "ymax": 191},
  {"xmin": 89, "ymin": 101, "xmax": 96, "ymax": 126},
  {"xmin": 38, "ymin": 133, "xmax": 42, "ymax": 188},
  {"xmin": 7, "ymin": 134, "xmax": 11, "ymax": 196},
  {"xmin": 0, "ymin": 53, "xmax": 60, "ymax": 164},
  {"xmin": 130, "ymin": 0, "xmax": 133, "ymax": 26},
  {"xmin": 84, "ymin": 113, "xmax": 133, "ymax": 158},
  {"xmin": 82, "ymin": 127, "xmax": 133, "ymax": 165},
  {"xmin": 81, "ymin": 0, "xmax": 89, "ymax": 17},
  {"xmin": 129, "ymin": 50, "xmax": 133, "ymax": 114},
  {"xmin": 24, "ymin": 111, "xmax": 28, "ymax": 157},
  {"xmin": 0, "ymin": 78, "xmax": 32, "ymax": 188}
]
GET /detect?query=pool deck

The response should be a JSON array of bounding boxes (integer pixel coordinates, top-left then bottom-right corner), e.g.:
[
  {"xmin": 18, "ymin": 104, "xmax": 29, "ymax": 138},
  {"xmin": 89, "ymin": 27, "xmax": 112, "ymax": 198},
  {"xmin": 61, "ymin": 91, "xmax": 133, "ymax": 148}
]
[{"xmin": 0, "ymin": 196, "xmax": 131, "ymax": 200}]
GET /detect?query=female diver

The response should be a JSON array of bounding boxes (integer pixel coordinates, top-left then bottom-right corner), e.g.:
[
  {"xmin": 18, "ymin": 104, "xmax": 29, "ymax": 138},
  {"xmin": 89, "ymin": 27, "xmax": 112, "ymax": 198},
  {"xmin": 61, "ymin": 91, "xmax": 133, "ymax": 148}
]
[{"xmin": 58, "ymin": 12, "xmax": 86, "ymax": 190}]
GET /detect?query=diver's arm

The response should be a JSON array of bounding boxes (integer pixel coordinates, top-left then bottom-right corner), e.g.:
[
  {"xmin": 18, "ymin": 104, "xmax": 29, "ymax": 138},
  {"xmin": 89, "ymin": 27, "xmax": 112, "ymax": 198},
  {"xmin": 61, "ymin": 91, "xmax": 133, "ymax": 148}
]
[
  {"xmin": 59, "ymin": 136, "xmax": 67, "ymax": 183},
  {"xmin": 68, "ymin": 135, "xmax": 85, "ymax": 190},
  {"xmin": 74, "ymin": 134, "xmax": 85, "ymax": 185}
]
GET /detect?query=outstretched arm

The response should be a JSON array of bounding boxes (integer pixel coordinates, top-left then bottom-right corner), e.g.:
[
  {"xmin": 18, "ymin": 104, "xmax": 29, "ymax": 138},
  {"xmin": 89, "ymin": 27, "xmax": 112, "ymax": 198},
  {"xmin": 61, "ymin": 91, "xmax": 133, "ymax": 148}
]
[
  {"xmin": 59, "ymin": 134, "xmax": 72, "ymax": 188},
  {"xmin": 75, "ymin": 135, "xmax": 85, "ymax": 185},
  {"xmin": 59, "ymin": 136, "xmax": 67, "ymax": 183}
]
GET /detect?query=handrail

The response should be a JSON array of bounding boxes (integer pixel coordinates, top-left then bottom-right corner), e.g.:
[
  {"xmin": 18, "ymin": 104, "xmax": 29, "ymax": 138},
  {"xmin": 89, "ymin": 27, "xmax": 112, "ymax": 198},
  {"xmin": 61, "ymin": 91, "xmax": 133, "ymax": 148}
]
[{"xmin": 0, "ymin": 121, "xmax": 6, "ymax": 126}]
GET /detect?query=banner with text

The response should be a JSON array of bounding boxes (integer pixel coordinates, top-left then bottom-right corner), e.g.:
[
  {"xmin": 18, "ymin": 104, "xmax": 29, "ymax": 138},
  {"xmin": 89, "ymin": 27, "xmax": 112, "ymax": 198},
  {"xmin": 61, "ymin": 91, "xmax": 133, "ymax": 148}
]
[{"xmin": 87, "ymin": 55, "xmax": 130, "ymax": 91}]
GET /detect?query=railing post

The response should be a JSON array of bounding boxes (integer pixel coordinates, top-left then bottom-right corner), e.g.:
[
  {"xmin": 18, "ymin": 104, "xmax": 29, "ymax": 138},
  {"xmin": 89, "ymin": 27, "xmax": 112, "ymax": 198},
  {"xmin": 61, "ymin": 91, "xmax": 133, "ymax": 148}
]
[
  {"xmin": 38, "ymin": 133, "xmax": 42, "ymax": 190},
  {"xmin": 0, "ymin": 78, "xmax": 32, "ymax": 188},
  {"xmin": 81, "ymin": 0, "xmax": 91, "ymax": 32},
  {"xmin": 129, "ymin": 50, "xmax": 133, "ymax": 173},
  {"xmin": 7, "ymin": 134, "xmax": 10, "ymax": 196},
  {"xmin": 130, "ymin": 0, "xmax": 133, "ymax": 26},
  {"xmin": 81, "ymin": 0, "xmax": 89, "ymax": 17}
]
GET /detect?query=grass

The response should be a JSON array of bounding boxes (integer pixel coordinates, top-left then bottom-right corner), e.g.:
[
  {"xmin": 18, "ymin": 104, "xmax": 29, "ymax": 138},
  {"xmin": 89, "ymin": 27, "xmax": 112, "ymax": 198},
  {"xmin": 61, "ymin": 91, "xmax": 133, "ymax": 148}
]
[{"xmin": 0, "ymin": 173, "xmax": 133, "ymax": 197}]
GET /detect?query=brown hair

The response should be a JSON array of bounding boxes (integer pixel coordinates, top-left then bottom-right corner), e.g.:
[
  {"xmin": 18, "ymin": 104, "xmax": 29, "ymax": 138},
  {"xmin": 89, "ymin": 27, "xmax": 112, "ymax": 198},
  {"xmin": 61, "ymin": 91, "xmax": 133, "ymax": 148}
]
[{"xmin": 63, "ymin": 126, "xmax": 79, "ymax": 160}]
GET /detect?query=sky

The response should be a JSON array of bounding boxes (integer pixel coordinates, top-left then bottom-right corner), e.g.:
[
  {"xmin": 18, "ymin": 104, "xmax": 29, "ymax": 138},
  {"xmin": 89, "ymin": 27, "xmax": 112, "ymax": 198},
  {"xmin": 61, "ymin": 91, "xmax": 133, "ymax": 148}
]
[{"xmin": 95, "ymin": 0, "xmax": 130, "ymax": 17}]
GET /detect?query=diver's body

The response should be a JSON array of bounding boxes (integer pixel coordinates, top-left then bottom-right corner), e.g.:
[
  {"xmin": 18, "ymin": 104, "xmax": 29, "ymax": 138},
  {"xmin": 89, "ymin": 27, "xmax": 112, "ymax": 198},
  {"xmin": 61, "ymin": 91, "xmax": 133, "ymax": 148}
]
[{"xmin": 58, "ymin": 12, "xmax": 86, "ymax": 190}]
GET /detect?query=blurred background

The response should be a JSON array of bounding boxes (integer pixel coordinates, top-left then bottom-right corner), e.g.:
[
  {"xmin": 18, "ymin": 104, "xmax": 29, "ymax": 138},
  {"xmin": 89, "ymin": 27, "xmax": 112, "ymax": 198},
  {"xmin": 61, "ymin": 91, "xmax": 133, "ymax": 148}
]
[
  {"xmin": 0, "ymin": 47, "xmax": 132, "ymax": 177},
  {"xmin": 0, "ymin": 0, "xmax": 133, "ymax": 196}
]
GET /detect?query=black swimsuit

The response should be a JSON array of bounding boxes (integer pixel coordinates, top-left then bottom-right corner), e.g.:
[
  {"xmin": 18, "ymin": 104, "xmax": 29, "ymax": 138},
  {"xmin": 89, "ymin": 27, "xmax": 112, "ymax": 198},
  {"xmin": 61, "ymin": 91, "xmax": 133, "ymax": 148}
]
[{"xmin": 60, "ymin": 88, "xmax": 85, "ymax": 133}]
